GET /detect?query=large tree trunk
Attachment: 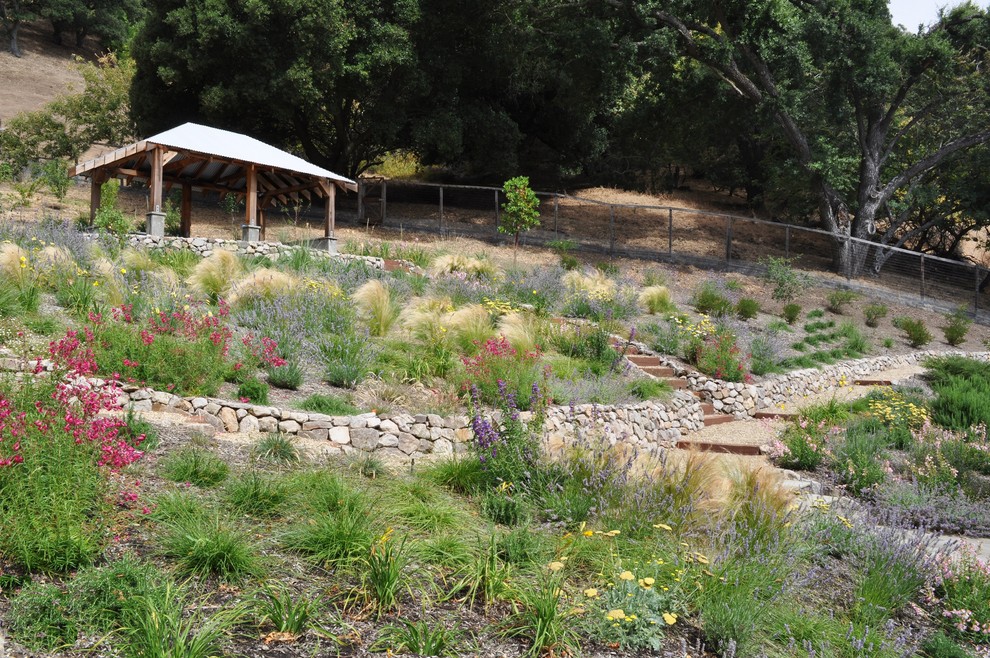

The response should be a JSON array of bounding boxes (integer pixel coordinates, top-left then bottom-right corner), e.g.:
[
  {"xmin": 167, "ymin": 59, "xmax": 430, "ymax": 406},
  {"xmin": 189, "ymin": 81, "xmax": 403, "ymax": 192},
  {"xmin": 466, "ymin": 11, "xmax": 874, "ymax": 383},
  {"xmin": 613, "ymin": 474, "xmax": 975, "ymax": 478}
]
[{"xmin": 8, "ymin": 20, "xmax": 21, "ymax": 57}]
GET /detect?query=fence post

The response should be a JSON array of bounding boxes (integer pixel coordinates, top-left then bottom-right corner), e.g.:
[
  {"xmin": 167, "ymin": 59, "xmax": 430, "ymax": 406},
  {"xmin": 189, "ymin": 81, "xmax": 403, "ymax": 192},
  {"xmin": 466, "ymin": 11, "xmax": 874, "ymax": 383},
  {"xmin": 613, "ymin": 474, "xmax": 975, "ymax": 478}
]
[
  {"xmin": 976, "ymin": 266, "xmax": 981, "ymax": 315},
  {"xmin": 785, "ymin": 225, "xmax": 790, "ymax": 259},
  {"xmin": 667, "ymin": 208, "xmax": 673, "ymax": 256},
  {"xmin": 844, "ymin": 239, "xmax": 851, "ymax": 280},
  {"xmin": 439, "ymin": 186, "xmax": 444, "ymax": 234},
  {"xmin": 724, "ymin": 217, "xmax": 733, "ymax": 262},
  {"xmin": 381, "ymin": 179, "xmax": 388, "ymax": 226},
  {"xmin": 609, "ymin": 205, "xmax": 616, "ymax": 257},
  {"xmin": 494, "ymin": 189, "xmax": 500, "ymax": 238},
  {"xmin": 920, "ymin": 255, "xmax": 926, "ymax": 299},
  {"xmin": 553, "ymin": 195, "xmax": 559, "ymax": 239}
]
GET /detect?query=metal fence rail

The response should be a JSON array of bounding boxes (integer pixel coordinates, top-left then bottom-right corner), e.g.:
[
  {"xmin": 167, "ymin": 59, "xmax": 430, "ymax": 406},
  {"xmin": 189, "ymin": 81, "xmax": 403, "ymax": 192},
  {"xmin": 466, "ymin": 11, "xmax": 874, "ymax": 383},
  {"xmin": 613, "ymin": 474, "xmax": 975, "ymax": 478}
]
[{"xmin": 345, "ymin": 178, "xmax": 990, "ymax": 323}]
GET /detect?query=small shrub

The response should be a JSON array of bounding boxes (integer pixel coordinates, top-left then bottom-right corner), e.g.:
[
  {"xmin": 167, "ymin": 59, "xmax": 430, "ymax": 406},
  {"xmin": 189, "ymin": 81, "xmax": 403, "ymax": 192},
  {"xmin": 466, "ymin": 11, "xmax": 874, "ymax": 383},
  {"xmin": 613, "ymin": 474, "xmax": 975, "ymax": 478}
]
[
  {"xmin": 807, "ymin": 309, "xmax": 825, "ymax": 319},
  {"xmin": 8, "ymin": 583, "xmax": 78, "ymax": 651},
  {"xmin": 596, "ymin": 261, "xmax": 619, "ymax": 276},
  {"xmin": 160, "ymin": 448, "xmax": 230, "ymax": 487},
  {"xmin": 762, "ymin": 256, "xmax": 811, "ymax": 302},
  {"xmin": 863, "ymin": 303, "xmax": 888, "ymax": 328},
  {"xmin": 937, "ymin": 550, "xmax": 990, "ymax": 643},
  {"xmin": 481, "ymin": 488, "xmax": 530, "ymax": 526},
  {"xmin": 693, "ymin": 330, "xmax": 749, "ymax": 382},
  {"xmin": 460, "ymin": 336, "xmax": 545, "ymax": 410},
  {"xmin": 943, "ymin": 308, "xmax": 972, "ymax": 347},
  {"xmin": 782, "ymin": 303, "xmax": 801, "ymax": 324},
  {"xmin": 691, "ymin": 281, "xmax": 733, "ymax": 317},
  {"xmin": 882, "ymin": 337, "xmax": 894, "ymax": 349},
  {"xmin": 825, "ymin": 289, "xmax": 859, "ymax": 314},
  {"xmin": 894, "ymin": 317, "xmax": 933, "ymax": 348},
  {"xmin": 559, "ymin": 253, "xmax": 579, "ymax": 270},
  {"xmin": 735, "ymin": 297, "xmax": 760, "ymax": 320},
  {"xmin": 236, "ymin": 378, "xmax": 269, "ymax": 404},
  {"xmin": 769, "ymin": 421, "xmax": 831, "ymax": 471},
  {"xmin": 502, "ymin": 567, "xmax": 579, "ymax": 658}
]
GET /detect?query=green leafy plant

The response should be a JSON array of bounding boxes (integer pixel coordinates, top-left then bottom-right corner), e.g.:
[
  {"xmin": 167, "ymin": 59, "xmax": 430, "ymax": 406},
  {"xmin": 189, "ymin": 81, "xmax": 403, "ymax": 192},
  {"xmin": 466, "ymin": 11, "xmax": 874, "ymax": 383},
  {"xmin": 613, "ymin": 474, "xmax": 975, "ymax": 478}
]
[
  {"xmin": 158, "ymin": 514, "xmax": 260, "ymax": 581},
  {"xmin": 782, "ymin": 303, "xmax": 801, "ymax": 324},
  {"xmin": 825, "ymin": 289, "xmax": 859, "ymax": 314},
  {"xmin": 93, "ymin": 179, "xmax": 131, "ymax": 238},
  {"xmin": 499, "ymin": 176, "xmax": 541, "ymax": 261},
  {"xmin": 735, "ymin": 297, "xmax": 760, "ymax": 320},
  {"xmin": 628, "ymin": 378, "xmax": 672, "ymax": 401},
  {"xmin": 362, "ymin": 530, "xmax": 406, "ymax": 614},
  {"xmin": 225, "ymin": 473, "xmax": 289, "ymax": 518},
  {"xmin": 267, "ymin": 361, "xmax": 303, "ymax": 390},
  {"xmin": 8, "ymin": 583, "xmax": 79, "ymax": 651},
  {"xmin": 691, "ymin": 281, "xmax": 733, "ymax": 317},
  {"xmin": 863, "ymin": 302, "xmax": 888, "ymax": 327},
  {"xmin": 943, "ymin": 308, "xmax": 972, "ymax": 347},
  {"xmin": 297, "ymin": 393, "xmax": 360, "ymax": 415},
  {"xmin": 762, "ymin": 256, "xmax": 811, "ymax": 302},
  {"xmin": 236, "ymin": 377, "xmax": 269, "ymax": 404},
  {"xmin": 502, "ymin": 565, "xmax": 579, "ymax": 658},
  {"xmin": 893, "ymin": 316, "xmax": 933, "ymax": 348}
]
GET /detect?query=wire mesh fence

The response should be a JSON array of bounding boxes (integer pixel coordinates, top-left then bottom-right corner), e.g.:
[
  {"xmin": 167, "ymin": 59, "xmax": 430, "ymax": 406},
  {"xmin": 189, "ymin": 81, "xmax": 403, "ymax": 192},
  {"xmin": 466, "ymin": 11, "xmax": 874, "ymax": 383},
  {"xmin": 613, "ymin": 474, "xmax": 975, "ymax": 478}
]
[{"xmin": 346, "ymin": 178, "xmax": 990, "ymax": 322}]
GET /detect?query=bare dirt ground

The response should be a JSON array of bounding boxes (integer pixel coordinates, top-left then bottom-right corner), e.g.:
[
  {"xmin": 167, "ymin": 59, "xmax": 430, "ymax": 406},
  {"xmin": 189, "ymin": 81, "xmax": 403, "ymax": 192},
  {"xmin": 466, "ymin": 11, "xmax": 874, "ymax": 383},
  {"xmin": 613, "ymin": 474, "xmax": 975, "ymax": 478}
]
[{"xmin": 0, "ymin": 21, "xmax": 103, "ymax": 124}]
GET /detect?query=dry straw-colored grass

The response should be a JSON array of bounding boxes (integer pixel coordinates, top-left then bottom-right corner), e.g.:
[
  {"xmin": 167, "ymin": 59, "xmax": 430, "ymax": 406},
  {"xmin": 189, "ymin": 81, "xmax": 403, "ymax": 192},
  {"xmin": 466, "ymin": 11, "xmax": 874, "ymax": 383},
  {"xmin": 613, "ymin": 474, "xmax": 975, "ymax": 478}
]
[
  {"xmin": 227, "ymin": 268, "xmax": 301, "ymax": 308},
  {"xmin": 639, "ymin": 285, "xmax": 675, "ymax": 315},
  {"xmin": 445, "ymin": 304, "xmax": 495, "ymax": 351},
  {"xmin": 352, "ymin": 280, "xmax": 401, "ymax": 337},
  {"xmin": 429, "ymin": 253, "xmax": 500, "ymax": 279},
  {"xmin": 187, "ymin": 250, "xmax": 245, "ymax": 301},
  {"xmin": 562, "ymin": 269, "xmax": 616, "ymax": 299},
  {"xmin": 0, "ymin": 244, "xmax": 28, "ymax": 282},
  {"xmin": 498, "ymin": 311, "xmax": 545, "ymax": 353}
]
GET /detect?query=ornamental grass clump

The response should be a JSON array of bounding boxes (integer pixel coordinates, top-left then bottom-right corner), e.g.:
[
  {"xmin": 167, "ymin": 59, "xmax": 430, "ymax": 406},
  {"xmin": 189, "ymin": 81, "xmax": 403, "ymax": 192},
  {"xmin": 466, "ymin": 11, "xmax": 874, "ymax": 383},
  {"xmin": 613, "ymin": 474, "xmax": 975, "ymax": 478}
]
[
  {"xmin": 226, "ymin": 268, "xmax": 300, "ymax": 309},
  {"xmin": 352, "ymin": 279, "xmax": 401, "ymax": 337},
  {"xmin": 186, "ymin": 249, "xmax": 244, "ymax": 302},
  {"xmin": 639, "ymin": 285, "xmax": 676, "ymax": 315}
]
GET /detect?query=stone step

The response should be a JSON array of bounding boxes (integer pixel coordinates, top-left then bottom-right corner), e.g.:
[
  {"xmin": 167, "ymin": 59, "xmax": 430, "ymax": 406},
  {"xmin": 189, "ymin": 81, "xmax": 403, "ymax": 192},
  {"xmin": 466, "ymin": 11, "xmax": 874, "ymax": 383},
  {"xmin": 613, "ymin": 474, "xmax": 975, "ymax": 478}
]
[
  {"xmin": 639, "ymin": 366, "xmax": 675, "ymax": 378},
  {"xmin": 626, "ymin": 354, "xmax": 662, "ymax": 367},
  {"xmin": 853, "ymin": 379, "xmax": 893, "ymax": 386},
  {"xmin": 700, "ymin": 402, "xmax": 716, "ymax": 415},
  {"xmin": 664, "ymin": 378, "xmax": 689, "ymax": 389},
  {"xmin": 702, "ymin": 414, "xmax": 737, "ymax": 427},
  {"xmin": 675, "ymin": 440, "xmax": 762, "ymax": 456}
]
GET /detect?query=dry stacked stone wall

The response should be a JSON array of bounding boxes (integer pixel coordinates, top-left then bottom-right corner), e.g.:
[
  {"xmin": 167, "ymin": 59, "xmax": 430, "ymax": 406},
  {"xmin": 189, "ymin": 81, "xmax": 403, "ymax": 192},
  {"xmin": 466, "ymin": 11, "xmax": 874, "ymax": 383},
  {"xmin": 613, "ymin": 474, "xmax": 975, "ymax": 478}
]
[{"xmin": 126, "ymin": 235, "xmax": 385, "ymax": 268}]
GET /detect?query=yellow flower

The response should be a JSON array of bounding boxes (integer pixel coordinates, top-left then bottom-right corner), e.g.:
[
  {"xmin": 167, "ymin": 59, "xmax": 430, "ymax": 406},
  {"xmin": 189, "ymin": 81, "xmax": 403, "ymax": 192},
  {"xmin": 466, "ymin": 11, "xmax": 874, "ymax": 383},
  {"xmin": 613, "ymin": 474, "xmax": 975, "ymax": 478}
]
[
  {"xmin": 583, "ymin": 588, "xmax": 599, "ymax": 598},
  {"xmin": 663, "ymin": 612, "xmax": 677, "ymax": 625},
  {"xmin": 583, "ymin": 530, "xmax": 594, "ymax": 537},
  {"xmin": 619, "ymin": 571, "xmax": 634, "ymax": 581},
  {"xmin": 120, "ymin": 268, "xmax": 127, "ymax": 274},
  {"xmin": 653, "ymin": 523, "xmax": 672, "ymax": 531},
  {"xmin": 548, "ymin": 561, "xmax": 565, "ymax": 572},
  {"xmin": 639, "ymin": 577, "xmax": 655, "ymax": 588},
  {"xmin": 606, "ymin": 609, "xmax": 626, "ymax": 621},
  {"xmin": 92, "ymin": 281, "xmax": 99, "ymax": 287}
]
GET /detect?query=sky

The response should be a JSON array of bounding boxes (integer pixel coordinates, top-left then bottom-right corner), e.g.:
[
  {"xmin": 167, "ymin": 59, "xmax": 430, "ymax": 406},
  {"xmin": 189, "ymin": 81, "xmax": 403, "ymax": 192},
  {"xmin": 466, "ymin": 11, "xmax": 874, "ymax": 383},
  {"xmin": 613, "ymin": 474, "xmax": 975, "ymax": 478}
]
[{"xmin": 888, "ymin": 0, "xmax": 980, "ymax": 30}]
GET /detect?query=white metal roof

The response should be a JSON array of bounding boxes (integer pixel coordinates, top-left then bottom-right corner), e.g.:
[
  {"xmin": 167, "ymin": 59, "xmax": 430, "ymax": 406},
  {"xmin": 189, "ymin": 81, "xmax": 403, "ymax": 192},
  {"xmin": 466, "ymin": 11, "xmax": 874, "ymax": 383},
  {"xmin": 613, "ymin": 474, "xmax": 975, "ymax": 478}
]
[{"xmin": 147, "ymin": 122, "xmax": 355, "ymax": 186}]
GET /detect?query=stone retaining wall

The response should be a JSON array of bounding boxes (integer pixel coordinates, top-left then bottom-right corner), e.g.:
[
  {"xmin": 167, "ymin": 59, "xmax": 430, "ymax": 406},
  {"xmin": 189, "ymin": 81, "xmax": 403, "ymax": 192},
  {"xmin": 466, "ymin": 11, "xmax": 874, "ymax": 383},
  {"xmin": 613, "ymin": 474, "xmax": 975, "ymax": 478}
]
[
  {"xmin": 120, "ymin": 386, "xmax": 705, "ymax": 461},
  {"xmin": 649, "ymin": 349, "xmax": 990, "ymax": 418},
  {"xmin": 125, "ymin": 235, "xmax": 385, "ymax": 269}
]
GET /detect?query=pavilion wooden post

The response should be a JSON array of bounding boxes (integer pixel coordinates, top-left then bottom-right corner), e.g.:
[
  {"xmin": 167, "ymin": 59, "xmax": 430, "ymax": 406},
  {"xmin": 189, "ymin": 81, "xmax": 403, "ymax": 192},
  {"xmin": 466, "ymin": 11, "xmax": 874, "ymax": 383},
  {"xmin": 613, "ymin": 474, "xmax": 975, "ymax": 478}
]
[
  {"xmin": 89, "ymin": 171, "xmax": 106, "ymax": 225},
  {"xmin": 259, "ymin": 206, "xmax": 266, "ymax": 241},
  {"xmin": 146, "ymin": 146, "xmax": 165, "ymax": 237},
  {"xmin": 325, "ymin": 183, "xmax": 336, "ymax": 239},
  {"xmin": 180, "ymin": 183, "xmax": 192, "ymax": 238},
  {"xmin": 242, "ymin": 164, "xmax": 260, "ymax": 241}
]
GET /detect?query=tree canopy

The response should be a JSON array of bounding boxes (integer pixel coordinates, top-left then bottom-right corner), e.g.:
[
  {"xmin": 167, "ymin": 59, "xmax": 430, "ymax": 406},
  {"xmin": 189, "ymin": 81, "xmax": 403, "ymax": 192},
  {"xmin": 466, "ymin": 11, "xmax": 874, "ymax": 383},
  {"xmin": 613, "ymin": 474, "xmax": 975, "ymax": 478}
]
[{"xmin": 601, "ymin": 0, "xmax": 990, "ymax": 271}]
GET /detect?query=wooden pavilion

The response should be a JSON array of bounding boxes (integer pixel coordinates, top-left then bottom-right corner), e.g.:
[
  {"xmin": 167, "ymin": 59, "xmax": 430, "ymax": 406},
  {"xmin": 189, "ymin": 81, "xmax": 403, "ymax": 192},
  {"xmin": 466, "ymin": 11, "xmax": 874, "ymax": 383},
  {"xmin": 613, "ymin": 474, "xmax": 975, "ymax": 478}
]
[{"xmin": 68, "ymin": 123, "xmax": 357, "ymax": 243}]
